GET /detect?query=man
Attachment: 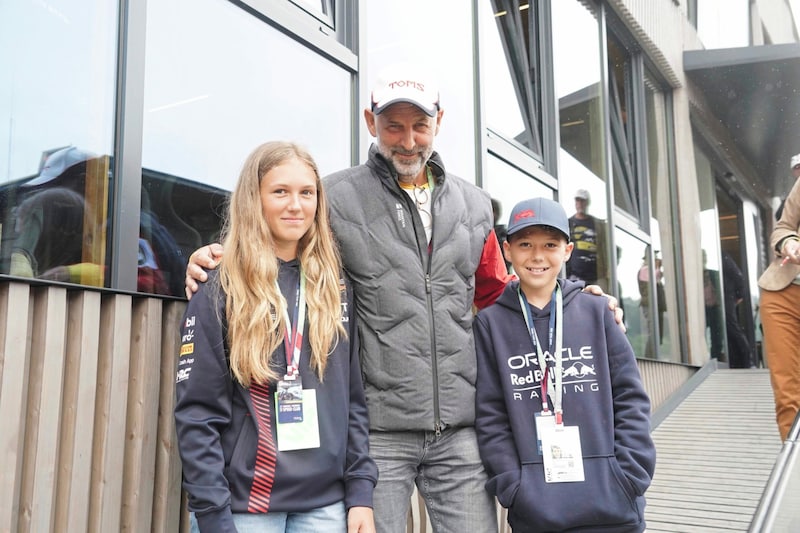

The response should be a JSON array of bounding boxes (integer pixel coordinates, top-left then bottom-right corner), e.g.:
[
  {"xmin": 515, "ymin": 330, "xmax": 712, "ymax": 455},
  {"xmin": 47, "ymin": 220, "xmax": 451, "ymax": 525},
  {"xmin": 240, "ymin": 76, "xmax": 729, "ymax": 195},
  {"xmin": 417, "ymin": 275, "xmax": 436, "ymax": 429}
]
[
  {"xmin": 566, "ymin": 189, "xmax": 608, "ymax": 290},
  {"xmin": 722, "ymin": 251, "xmax": 755, "ymax": 368},
  {"xmin": 185, "ymin": 63, "xmax": 623, "ymax": 533},
  {"xmin": 760, "ymin": 156, "xmax": 800, "ymax": 440}
]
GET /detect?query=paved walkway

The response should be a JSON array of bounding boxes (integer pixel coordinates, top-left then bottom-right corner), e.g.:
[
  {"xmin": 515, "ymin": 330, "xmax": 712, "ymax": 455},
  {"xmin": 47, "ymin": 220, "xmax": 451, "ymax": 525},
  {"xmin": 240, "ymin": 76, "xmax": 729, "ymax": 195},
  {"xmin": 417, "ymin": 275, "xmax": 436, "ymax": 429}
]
[{"xmin": 645, "ymin": 369, "xmax": 781, "ymax": 532}]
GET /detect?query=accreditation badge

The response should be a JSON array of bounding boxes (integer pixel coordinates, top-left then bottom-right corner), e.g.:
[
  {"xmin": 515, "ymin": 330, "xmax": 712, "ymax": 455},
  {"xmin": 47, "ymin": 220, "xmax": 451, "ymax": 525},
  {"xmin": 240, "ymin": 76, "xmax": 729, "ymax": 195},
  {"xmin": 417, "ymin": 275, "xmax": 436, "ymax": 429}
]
[
  {"xmin": 540, "ymin": 425, "xmax": 585, "ymax": 483},
  {"xmin": 275, "ymin": 388, "xmax": 320, "ymax": 451}
]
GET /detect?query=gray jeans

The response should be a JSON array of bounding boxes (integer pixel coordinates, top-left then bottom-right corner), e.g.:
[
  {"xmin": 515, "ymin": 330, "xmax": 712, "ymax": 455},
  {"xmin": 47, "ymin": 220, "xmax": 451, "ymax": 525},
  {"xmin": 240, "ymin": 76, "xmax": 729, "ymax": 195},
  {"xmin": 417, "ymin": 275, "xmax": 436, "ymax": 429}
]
[{"xmin": 369, "ymin": 426, "xmax": 497, "ymax": 533}]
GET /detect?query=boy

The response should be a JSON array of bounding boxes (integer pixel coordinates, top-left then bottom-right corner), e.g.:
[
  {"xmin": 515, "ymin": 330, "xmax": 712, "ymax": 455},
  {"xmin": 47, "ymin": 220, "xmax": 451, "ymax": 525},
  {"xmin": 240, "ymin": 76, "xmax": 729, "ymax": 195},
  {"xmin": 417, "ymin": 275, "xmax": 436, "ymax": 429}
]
[{"xmin": 474, "ymin": 197, "xmax": 655, "ymax": 533}]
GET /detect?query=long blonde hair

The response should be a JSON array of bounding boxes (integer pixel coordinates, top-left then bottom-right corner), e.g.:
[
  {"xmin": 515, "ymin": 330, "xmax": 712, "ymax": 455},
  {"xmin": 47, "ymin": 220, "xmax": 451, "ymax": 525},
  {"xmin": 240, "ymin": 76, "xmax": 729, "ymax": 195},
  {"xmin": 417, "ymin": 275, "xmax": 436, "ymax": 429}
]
[{"xmin": 218, "ymin": 141, "xmax": 345, "ymax": 387}]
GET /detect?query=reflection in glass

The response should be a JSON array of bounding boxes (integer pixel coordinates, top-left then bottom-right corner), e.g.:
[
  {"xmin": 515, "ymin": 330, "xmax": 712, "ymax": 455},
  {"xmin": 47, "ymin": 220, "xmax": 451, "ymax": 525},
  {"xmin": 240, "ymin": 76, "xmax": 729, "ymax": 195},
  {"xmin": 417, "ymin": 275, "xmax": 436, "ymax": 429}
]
[
  {"xmin": 141, "ymin": 168, "xmax": 228, "ymax": 295},
  {"xmin": 0, "ymin": 1, "xmax": 117, "ymax": 289},
  {"xmin": 4, "ymin": 149, "xmax": 110, "ymax": 287},
  {"xmin": 615, "ymin": 230, "xmax": 648, "ymax": 358},
  {"xmin": 484, "ymin": 154, "xmax": 551, "ymax": 273},
  {"xmin": 645, "ymin": 73, "xmax": 679, "ymax": 361},
  {"xmin": 637, "ymin": 245, "xmax": 666, "ymax": 358},
  {"xmin": 481, "ymin": 0, "xmax": 542, "ymax": 156},
  {"xmin": 143, "ymin": 0, "xmax": 351, "ymax": 191},
  {"xmin": 553, "ymin": 0, "xmax": 605, "ymax": 183},
  {"xmin": 608, "ymin": 36, "xmax": 639, "ymax": 219},
  {"xmin": 564, "ymin": 186, "xmax": 610, "ymax": 292},
  {"xmin": 694, "ymin": 146, "xmax": 727, "ymax": 361}
]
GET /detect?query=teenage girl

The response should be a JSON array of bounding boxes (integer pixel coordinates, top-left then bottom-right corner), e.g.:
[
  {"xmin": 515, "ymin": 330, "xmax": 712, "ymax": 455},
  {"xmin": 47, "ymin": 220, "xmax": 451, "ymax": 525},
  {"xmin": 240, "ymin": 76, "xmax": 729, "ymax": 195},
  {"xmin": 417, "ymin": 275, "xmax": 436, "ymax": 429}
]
[{"xmin": 174, "ymin": 141, "xmax": 377, "ymax": 532}]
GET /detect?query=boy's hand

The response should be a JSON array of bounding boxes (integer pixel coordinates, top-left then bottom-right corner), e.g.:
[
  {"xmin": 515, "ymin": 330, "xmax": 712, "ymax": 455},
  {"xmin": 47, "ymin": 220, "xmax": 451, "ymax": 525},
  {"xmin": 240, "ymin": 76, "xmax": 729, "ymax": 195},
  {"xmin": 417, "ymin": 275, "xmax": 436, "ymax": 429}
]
[
  {"xmin": 184, "ymin": 243, "xmax": 224, "ymax": 299},
  {"xmin": 583, "ymin": 284, "xmax": 626, "ymax": 333}
]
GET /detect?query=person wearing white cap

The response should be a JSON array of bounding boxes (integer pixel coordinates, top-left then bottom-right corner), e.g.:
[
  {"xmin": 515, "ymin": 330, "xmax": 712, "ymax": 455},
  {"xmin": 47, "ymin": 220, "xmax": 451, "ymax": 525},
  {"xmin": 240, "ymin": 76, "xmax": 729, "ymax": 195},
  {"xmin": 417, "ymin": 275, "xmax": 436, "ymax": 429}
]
[
  {"xmin": 310, "ymin": 61, "xmax": 510, "ymax": 533},
  {"xmin": 566, "ymin": 188, "xmax": 608, "ymax": 290},
  {"xmin": 184, "ymin": 62, "xmax": 624, "ymax": 533}
]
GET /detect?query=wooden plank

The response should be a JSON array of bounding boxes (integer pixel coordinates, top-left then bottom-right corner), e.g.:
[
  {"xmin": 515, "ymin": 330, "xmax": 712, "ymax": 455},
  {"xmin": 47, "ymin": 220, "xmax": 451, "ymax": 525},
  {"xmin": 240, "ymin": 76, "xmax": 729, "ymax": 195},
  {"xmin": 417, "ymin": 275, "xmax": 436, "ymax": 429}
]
[
  {"xmin": 19, "ymin": 287, "xmax": 68, "ymax": 532},
  {"xmin": 54, "ymin": 291, "xmax": 102, "ymax": 532},
  {"xmin": 88, "ymin": 294, "xmax": 132, "ymax": 533},
  {"xmin": 0, "ymin": 283, "xmax": 32, "ymax": 532},
  {"xmin": 152, "ymin": 301, "xmax": 186, "ymax": 533},
  {"xmin": 120, "ymin": 298, "xmax": 162, "ymax": 532}
]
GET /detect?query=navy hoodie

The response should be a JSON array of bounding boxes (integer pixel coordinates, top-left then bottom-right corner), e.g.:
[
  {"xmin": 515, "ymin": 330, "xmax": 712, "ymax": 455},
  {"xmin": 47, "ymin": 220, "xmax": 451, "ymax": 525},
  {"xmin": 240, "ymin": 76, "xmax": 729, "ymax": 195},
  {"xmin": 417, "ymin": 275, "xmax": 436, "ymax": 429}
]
[
  {"xmin": 474, "ymin": 279, "xmax": 655, "ymax": 533},
  {"xmin": 174, "ymin": 260, "xmax": 377, "ymax": 531}
]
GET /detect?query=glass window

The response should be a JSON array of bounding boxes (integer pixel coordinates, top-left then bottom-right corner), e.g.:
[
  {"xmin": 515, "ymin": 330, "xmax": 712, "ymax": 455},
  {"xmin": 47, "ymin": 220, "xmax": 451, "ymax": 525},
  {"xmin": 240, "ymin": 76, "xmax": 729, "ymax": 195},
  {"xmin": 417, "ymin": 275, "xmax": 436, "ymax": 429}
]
[
  {"xmin": 553, "ymin": 0, "xmax": 605, "ymax": 183},
  {"xmin": 485, "ymin": 155, "xmax": 551, "ymax": 214},
  {"xmin": 645, "ymin": 74, "xmax": 680, "ymax": 362},
  {"xmin": 553, "ymin": 0, "xmax": 611, "ymax": 293},
  {"xmin": 559, "ymin": 154, "xmax": 611, "ymax": 293},
  {"xmin": 697, "ymin": 0, "xmax": 750, "ymax": 49},
  {"xmin": 485, "ymin": 154, "xmax": 552, "ymax": 273},
  {"xmin": 615, "ymin": 229, "xmax": 650, "ymax": 358},
  {"xmin": 687, "ymin": 0, "xmax": 698, "ymax": 27},
  {"xmin": 144, "ymin": 0, "xmax": 351, "ymax": 189},
  {"xmin": 289, "ymin": 0, "xmax": 334, "ymax": 27},
  {"xmin": 608, "ymin": 36, "xmax": 641, "ymax": 220},
  {"xmin": 0, "ymin": 0, "xmax": 118, "ymax": 288},
  {"xmin": 365, "ymin": 0, "xmax": 476, "ymax": 181},
  {"xmin": 480, "ymin": 0, "xmax": 542, "ymax": 157},
  {"xmin": 695, "ymin": 145, "xmax": 726, "ymax": 361},
  {"xmin": 141, "ymin": 0, "xmax": 352, "ymax": 295}
]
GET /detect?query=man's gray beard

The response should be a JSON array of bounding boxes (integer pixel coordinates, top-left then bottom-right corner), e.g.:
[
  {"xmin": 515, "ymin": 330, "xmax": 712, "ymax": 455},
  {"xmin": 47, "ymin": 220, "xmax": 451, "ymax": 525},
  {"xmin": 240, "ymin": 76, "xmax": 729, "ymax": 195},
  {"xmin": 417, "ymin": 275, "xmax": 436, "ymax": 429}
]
[
  {"xmin": 393, "ymin": 158, "xmax": 424, "ymax": 182},
  {"xmin": 383, "ymin": 148, "xmax": 433, "ymax": 183}
]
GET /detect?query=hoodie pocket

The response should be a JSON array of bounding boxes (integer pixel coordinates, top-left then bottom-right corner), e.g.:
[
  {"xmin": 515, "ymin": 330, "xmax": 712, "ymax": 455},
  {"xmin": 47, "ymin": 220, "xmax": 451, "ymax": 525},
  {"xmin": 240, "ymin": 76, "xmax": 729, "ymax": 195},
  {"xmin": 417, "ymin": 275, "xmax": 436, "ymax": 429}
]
[
  {"xmin": 508, "ymin": 456, "xmax": 641, "ymax": 532},
  {"xmin": 226, "ymin": 413, "xmax": 256, "ymax": 476}
]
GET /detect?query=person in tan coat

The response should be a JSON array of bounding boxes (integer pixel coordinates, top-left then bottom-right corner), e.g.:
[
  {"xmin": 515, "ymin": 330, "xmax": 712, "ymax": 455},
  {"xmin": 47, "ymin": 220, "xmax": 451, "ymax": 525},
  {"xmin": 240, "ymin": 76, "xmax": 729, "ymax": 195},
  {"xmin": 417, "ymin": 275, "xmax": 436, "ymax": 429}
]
[{"xmin": 758, "ymin": 154, "xmax": 800, "ymax": 440}]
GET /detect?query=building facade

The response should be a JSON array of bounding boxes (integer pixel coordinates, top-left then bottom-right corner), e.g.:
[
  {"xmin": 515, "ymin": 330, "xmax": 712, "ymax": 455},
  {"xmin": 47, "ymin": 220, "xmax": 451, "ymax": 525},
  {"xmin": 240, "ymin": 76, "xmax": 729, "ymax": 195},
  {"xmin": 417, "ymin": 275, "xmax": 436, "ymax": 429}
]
[{"xmin": 1, "ymin": 0, "xmax": 798, "ymax": 531}]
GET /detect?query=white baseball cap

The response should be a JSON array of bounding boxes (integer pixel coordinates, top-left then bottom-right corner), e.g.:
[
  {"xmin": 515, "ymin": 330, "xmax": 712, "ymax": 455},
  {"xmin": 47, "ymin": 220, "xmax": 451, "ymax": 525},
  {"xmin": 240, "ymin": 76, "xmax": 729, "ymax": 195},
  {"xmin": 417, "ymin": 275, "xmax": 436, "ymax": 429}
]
[
  {"xmin": 370, "ymin": 63, "xmax": 440, "ymax": 117},
  {"xmin": 791, "ymin": 153, "xmax": 800, "ymax": 169}
]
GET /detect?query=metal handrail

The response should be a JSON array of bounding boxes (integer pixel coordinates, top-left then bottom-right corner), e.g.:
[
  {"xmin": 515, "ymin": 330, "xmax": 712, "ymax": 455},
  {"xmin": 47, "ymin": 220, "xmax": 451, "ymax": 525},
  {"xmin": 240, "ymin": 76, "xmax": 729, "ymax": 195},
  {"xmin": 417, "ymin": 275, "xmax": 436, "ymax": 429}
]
[{"xmin": 748, "ymin": 412, "xmax": 800, "ymax": 532}]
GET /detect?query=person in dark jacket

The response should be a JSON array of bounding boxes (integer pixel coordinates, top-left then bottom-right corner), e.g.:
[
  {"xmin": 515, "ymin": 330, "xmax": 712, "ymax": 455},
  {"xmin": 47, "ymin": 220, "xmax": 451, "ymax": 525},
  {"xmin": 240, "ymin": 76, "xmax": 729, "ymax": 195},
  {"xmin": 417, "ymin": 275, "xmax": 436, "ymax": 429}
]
[
  {"xmin": 474, "ymin": 197, "xmax": 656, "ymax": 533},
  {"xmin": 173, "ymin": 141, "xmax": 377, "ymax": 532},
  {"xmin": 722, "ymin": 250, "xmax": 755, "ymax": 368}
]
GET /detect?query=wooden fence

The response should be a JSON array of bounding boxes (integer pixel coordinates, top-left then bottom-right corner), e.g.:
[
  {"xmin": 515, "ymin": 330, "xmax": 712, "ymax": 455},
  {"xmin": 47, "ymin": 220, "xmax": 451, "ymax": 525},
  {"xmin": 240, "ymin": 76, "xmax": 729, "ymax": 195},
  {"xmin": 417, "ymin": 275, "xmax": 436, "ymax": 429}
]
[{"xmin": 0, "ymin": 281, "xmax": 694, "ymax": 533}]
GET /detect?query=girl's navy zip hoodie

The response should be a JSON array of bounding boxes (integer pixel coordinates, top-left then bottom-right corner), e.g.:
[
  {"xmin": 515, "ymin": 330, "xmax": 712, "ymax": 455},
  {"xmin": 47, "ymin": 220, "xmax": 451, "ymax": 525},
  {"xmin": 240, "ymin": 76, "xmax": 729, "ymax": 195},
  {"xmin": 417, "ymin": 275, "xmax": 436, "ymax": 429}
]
[{"xmin": 174, "ymin": 260, "xmax": 377, "ymax": 532}]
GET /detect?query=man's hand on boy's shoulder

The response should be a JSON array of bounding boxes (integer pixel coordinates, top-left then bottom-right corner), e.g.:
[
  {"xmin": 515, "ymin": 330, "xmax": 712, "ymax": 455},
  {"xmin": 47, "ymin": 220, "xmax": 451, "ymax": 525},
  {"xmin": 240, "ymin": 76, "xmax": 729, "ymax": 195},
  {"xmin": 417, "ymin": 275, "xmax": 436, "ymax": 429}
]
[
  {"xmin": 185, "ymin": 243, "xmax": 224, "ymax": 299},
  {"xmin": 582, "ymin": 284, "xmax": 626, "ymax": 333}
]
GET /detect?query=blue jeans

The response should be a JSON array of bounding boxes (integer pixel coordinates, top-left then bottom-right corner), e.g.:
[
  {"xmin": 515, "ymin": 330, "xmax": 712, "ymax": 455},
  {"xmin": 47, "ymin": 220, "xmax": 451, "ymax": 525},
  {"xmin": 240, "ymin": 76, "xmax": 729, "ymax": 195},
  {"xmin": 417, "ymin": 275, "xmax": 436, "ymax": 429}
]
[
  {"xmin": 369, "ymin": 426, "xmax": 497, "ymax": 533},
  {"xmin": 190, "ymin": 501, "xmax": 345, "ymax": 533}
]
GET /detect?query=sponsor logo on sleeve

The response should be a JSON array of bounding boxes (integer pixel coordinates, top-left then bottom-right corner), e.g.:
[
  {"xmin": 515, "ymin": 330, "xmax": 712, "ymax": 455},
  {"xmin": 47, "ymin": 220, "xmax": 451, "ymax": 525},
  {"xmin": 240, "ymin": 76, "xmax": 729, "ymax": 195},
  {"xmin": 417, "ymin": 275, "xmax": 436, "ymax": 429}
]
[
  {"xmin": 176, "ymin": 367, "xmax": 192, "ymax": 383},
  {"xmin": 180, "ymin": 315, "xmax": 196, "ymax": 357}
]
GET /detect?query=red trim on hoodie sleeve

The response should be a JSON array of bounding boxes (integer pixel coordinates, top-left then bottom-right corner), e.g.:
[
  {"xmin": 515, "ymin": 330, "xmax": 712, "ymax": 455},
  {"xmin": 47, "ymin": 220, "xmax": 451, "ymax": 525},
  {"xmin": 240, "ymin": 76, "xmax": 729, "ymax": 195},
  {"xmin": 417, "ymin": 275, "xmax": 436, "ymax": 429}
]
[{"xmin": 474, "ymin": 229, "xmax": 515, "ymax": 309}]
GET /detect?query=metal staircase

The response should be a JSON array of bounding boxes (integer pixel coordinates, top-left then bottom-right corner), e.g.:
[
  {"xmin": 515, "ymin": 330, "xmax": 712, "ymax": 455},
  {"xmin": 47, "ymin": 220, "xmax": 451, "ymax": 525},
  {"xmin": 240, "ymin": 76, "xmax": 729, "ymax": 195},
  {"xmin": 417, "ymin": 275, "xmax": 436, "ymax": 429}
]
[{"xmin": 645, "ymin": 369, "xmax": 781, "ymax": 532}]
